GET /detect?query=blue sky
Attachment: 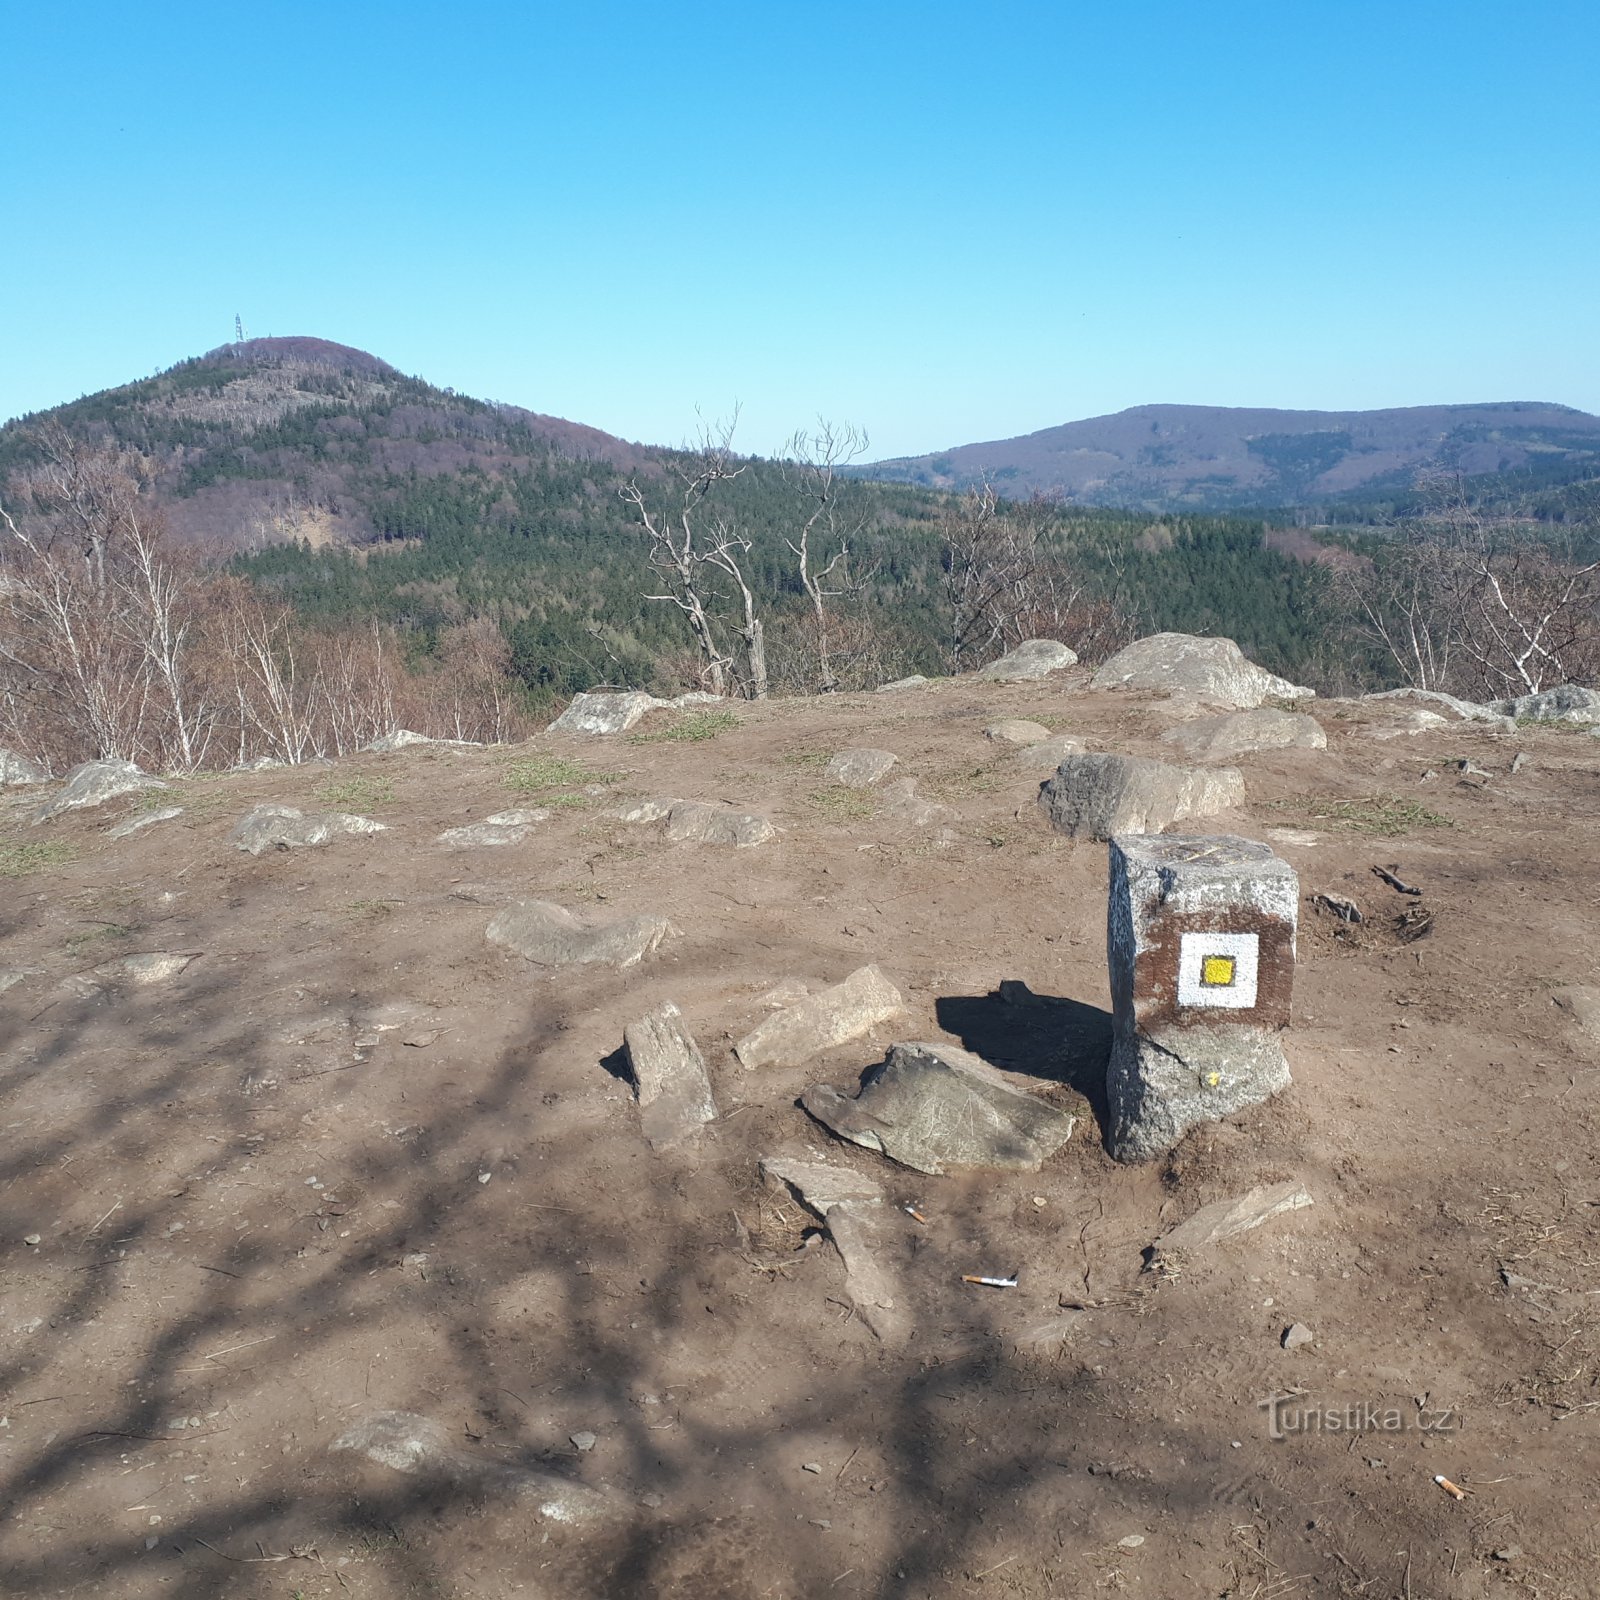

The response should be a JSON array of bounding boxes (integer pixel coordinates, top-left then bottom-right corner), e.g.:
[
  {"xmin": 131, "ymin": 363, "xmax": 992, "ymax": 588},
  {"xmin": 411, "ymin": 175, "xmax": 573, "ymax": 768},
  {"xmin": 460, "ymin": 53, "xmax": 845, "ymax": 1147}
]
[{"xmin": 4, "ymin": 1, "xmax": 1596, "ymax": 458}]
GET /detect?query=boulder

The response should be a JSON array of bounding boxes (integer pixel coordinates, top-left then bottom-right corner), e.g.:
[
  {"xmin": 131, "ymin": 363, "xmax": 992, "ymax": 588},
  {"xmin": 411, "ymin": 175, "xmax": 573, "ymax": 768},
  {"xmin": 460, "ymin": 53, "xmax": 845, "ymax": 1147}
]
[
  {"xmin": 1013, "ymin": 733, "xmax": 1088, "ymax": 770},
  {"xmin": 1091, "ymin": 633, "xmax": 1312, "ymax": 708},
  {"xmin": 1038, "ymin": 753, "xmax": 1244, "ymax": 840},
  {"xmin": 735, "ymin": 965, "xmax": 904, "ymax": 1070},
  {"xmin": 662, "ymin": 801, "xmax": 775, "ymax": 847},
  {"xmin": 486, "ymin": 900, "xmax": 672, "ymax": 970},
  {"xmin": 973, "ymin": 639, "xmax": 1078, "ymax": 681},
  {"xmin": 1161, "ymin": 708, "xmax": 1327, "ymax": 762},
  {"xmin": 331, "ymin": 1412, "xmax": 618, "ymax": 1524},
  {"xmin": 624, "ymin": 1002, "xmax": 717, "ymax": 1148},
  {"xmin": 108, "ymin": 806, "xmax": 184, "ymax": 840},
  {"xmin": 1364, "ymin": 688, "xmax": 1515, "ymax": 731},
  {"xmin": 231, "ymin": 804, "xmax": 387, "ymax": 855},
  {"xmin": 1151, "ymin": 1182, "xmax": 1313, "ymax": 1257},
  {"xmin": 0, "ymin": 749, "xmax": 49, "ymax": 786},
  {"xmin": 826, "ymin": 748, "xmax": 899, "ymax": 787},
  {"xmin": 549, "ymin": 690, "xmax": 665, "ymax": 735},
  {"xmin": 801, "ymin": 1041, "xmax": 1078, "ymax": 1175},
  {"xmin": 984, "ymin": 719, "xmax": 1052, "ymax": 746},
  {"xmin": 34, "ymin": 760, "xmax": 166, "ymax": 822},
  {"xmin": 1491, "ymin": 684, "xmax": 1600, "ymax": 725}
]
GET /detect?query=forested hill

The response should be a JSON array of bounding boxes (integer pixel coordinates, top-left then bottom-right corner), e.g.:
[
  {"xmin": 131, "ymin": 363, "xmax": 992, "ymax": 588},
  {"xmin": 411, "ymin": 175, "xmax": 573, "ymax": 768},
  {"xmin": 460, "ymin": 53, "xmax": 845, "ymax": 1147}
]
[
  {"xmin": 863, "ymin": 401, "xmax": 1600, "ymax": 513},
  {"xmin": 0, "ymin": 336, "xmax": 651, "ymax": 548}
]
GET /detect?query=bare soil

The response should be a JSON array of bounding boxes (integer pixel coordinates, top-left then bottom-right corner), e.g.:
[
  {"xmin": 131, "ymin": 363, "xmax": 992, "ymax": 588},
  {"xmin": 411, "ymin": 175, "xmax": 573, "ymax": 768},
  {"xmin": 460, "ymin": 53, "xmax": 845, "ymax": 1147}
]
[{"xmin": 2, "ymin": 674, "xmax": 1598, "ymax": 1598}]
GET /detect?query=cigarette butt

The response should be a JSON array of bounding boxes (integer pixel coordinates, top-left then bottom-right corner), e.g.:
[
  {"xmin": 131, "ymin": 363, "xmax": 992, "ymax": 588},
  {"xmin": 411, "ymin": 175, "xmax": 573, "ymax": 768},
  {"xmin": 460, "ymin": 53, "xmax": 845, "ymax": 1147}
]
[
  {"xmin": 903, "ymin": 1205, "xmax": 928, "ymax": 1224},
  {"xmin": 1433, "ymin": 1474, "xmax": 1466, "ymax": 1501},
  {"xmin": 961, "ymin": 1273, "xmax": 1019, "ymax": 1289}
]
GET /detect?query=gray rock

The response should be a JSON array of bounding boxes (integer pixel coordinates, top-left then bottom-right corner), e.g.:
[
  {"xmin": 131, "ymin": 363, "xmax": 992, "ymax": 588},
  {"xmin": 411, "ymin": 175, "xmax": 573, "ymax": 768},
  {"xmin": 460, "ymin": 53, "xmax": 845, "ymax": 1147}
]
[
  {"xmin": 735, "ymin": 965, "xmax": 904, "ymax": 1070},
  {"xmin": 1038, "ymin": 753, "xmax": 1244, "ymax": 840},
  {"xmin": 984, "ymin": 719, "xmax": 1052, "ymax": 746},
  {"xmin": 1152, "ymin": 1182, "xmax": 1313, "ymax": 1255},
  {"xmin": 549, "ymin": 690, "xmax": 665, "ymax": 735},
  {"xmin": 974, "ymin": 639, "xmax": 1078, "ymax": 681},
  {"xmin": 0, "ymin": 970, "xmax": 29, "ymax": 994},
  {"xmin": 1014, "ymin": 733, "xmax": 1088, "ymax": 769},
  {"xmin": 876, "ymin": 674, "xmax": 930, "ymax": 692},
  {"xmin": 1091, "ymin": 633, "xmax": 1312, "ymax": 708},
  {"xmin": 625, "ymin": 1002, "xmax": 717, "ymax": 1148},
  {"xmin": 108, "ymin": 806, "xmax": 184, "ymax": 839},
  {"xmin": 0, "ymin": 749, "xmax": 49, "ymax": 785},
  {"xmin": 34, "ymin": 760, "xmax": 167, "ymax": 822},
  {"xmin": 92, "ymin": 952, "xmax": 199, "ymax": 986},
  {"xmin": 801, "ymin": 1041, "xmax": 1078, "ymax": 1175},
  {"xmin": 230, "ymin": 804, "xmax": 387, "ymax": 854},
  {"xmin": 1364, "ymin": 688, "xmax": 1516, "ymax": 731},
  {"xmin": 233, "ymin": 754, "xmax": 288, "ymax": 772},
  {"xmin": 1282, "ymin": 1322, "xmax": 1314, "ymax": 1350},
  {"xmin": 570, "ymin": 1431, "xmax": 597, "ymax": 1452},
  {"xmin": 759, "ymin": 1156, "xmax": 902, "ymax": 1343},
  {"xmin": 826, "ymin": 748, "xmax": 899, "ymax": 787},
  {"xmin": 1492, "ymin": 683, "xmax": 1600, "ymax": 724},
  {"xmin": 1106, "ymin": 835, "xmax": 1298, "ymax": 1162},
  {"xmin": 1161, "ymin": 708, "xmax": 1326, "ymax": 762},
  {"xmin": 331, "ymin": 1412, "xmax": 617, "ymax": 1524},
  {"xmin": 486, "ymin": 899, "xmax": 673, "ymax": 969},
  {"xmin": 436, "ymin": 811, "xmax": 549, "ymax": 848},
  {"xmin": 610, "ymin": 797, "xmax": 677, "ymax": 824},
  {"xmin": 880, "ymin": 777, "xmax": 954, "ymax": 827},
  {"xmin": 363, "ymin": 729, "xmax": 434, "ymax": 753},
  {"xmin": 663, "ymin": 801, "xmax": 775, "ymax": 847},
  {"xmin": 1552, "ymin": 986, "xmax": 1600, "ymax": 1041},
  {"xmin": 1366, "ymin": 707, "xmax": 1450, "ymax": 739}
]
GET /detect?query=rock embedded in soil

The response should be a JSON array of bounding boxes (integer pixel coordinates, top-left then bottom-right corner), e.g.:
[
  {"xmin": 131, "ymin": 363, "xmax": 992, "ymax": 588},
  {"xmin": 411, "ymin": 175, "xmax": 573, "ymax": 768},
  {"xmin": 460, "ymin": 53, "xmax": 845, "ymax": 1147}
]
[
  {"xmin": 486, "ymin": 899, "xmax": 673, "ymax": 969},
  {"xmin": 91, "ymin": 952, "xmax": 199, "ymax": 986},
  {"xmin": 734, "ymin": 964, "xmax": 904, "ymax": 1069},
  {"xmin": 1363, "ymin": 687, "xmax": 1516, "ymax": 730},
  {"xmin": 1551, "ymin": 985, "xmax": 1600, "ymax": 1041},
  {"xmin": 34, "ymin": 759, "xmax": 167, "ymax": 822},
  {"xmin": 1160, "ymin": 708, "xmax": 1326, "ymax": 762},
  {"xmin": 801, "ymin": 1040, "xmax": 1078, "ymax": 1175},
  {"xmin": 1151, "ymin": 1181, "xmax": 1314, "ymax": 1256},
  {"xmin": 231, "ymin": 803, "xmax": 388, "ymax": 854},
  {"xmin": 875, "ymin": 674, "xmax": 930, "ymax": 692},
  {"xmin": 826, "ymin": 747, "xmax": 899, "ymax": 787},
  {"xmin": 1091, "ymin": 632, "xmax": 1312, "ymax": 708},
  {"xmin": 436, "ymin": 811, "xmax": 549, "ymax": 848},
  {"xmin": 1106, "ymin": 834, "xmax": 1298, "ymax": 1163},
  {"xmin": 108, "ymin": 806, "xmax": 184, "ymax": 839},
  {"xmin": 1014, "ymin": 733, "xmax": 1087, "ymax": 769},
  {"xmin": 1039, "ymin": 752, "xmax": 1244, "ymax": 840},
  {"xmin": 662, "ymin": 800, "xmax": 775, "ymax": 847},
  {"xmin": 973, "ymin": 638, "xmax": 1079, "ymax": 681},
  {"xmin": 549, "ymin": 689, "xmax": 666, "ymax": 735},
  {"xmin": 984, "ymin": 719, "xmax": 1052, "ymax": 746},
  {"xmin": 624, "ymin": 1001, "xmax": 717, "ymax": 1148},
  {"xmin": 1282, "ymin": 1322, "xmax": 1314, "ymax": 1349},
  {"xmin": 1491, "ymin": 683, "xmax": 1600, "ymax": 724},
  {"xmin": 879, "ymin": 777, "xmax": 953, "ymax": 827},
  {"xmin": 0, "ymin": 749, "xmax": 50, "ymax": 786}
]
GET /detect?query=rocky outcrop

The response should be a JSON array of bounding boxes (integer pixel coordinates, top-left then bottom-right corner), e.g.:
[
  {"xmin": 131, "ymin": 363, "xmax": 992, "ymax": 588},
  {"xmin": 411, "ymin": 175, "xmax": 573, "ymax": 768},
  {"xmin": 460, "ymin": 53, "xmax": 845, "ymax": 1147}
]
[
  {"xmin": 1491, "ymin": 684, "xmax": 1600, "ymax": 725},
  {"xmin": 1038, "ymin": 753, "xmax": 1244, "ymax": 840},
  {"xmin": 34, "ymin": 760, "xmax": 167, "ymax": 822},
  {"xmin": 486, "ymin": 900, "xmax": 673, "ymax": 969},
  {"xmin": 1091, "ymin": 633, "xmax": 1312, "ymax": 708},
  {"xmin": 0, "ymin": 750, "xmax": 50, "ymax": 786},
  {"xmin": 436, "ymin": 809, "xmax": 549, "ymax": 848},
  {"xmin": 231, "ymin": 804, "xmax": 387, "ymax": 854},
  {"xmin": 1364, "ymin": 687, "xmax": 1516, "ymax": 730},
  {"xmin": 1160, "ymin": 708, "xmax": 1326, "ymax": 762}
]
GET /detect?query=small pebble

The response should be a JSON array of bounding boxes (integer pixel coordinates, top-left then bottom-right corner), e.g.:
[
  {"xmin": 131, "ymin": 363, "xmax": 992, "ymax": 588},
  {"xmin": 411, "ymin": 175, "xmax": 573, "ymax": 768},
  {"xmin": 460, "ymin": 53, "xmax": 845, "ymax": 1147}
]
[
  {"xmin": 801, "ymin": 1461, "xmax": 822, "ymax": 1474},
  {"xmin": 1282, "ymin": 1322, "xmax": 1314, "ymax": 1350},
  {"xmin": 1117, "ymin": 1534, "xmax": 1145, "ymax": 1549},
  {"xmin": 477, "ymin": 1171, "xmax": 492, "ymax": 1185},
  {"xmin": 23, "ymin": 1235, "xmax": 41, "ymax": 1247},
  {"xmin": 1492, "ymin": 1545, "xmax": 1522, "ymax": 1562},
  {"xmin": 570, "ymin": 1431, "xmax": 596, "ymax": 1452}
]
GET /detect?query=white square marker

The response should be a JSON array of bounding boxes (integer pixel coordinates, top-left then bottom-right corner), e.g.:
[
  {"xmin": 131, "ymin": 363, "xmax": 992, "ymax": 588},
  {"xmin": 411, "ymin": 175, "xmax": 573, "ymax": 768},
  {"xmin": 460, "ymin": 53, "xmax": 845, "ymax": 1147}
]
[{"xmin": 1176, "ymin": 931, "xmax": 1260, "ymax": 1010}]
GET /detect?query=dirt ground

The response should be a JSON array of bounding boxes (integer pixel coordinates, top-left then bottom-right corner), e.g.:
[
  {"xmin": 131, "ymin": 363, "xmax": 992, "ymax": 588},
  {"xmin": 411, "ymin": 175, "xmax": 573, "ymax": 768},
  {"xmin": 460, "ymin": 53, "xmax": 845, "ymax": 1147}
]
[{"xmin": 2, "ymin": 673, "xmax": 1599, "ymax": 1599}]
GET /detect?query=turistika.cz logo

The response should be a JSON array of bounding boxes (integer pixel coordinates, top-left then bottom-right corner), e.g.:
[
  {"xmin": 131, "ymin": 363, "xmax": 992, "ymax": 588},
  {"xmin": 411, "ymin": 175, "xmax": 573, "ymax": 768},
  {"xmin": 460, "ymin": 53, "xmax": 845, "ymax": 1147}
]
[{"xmin": 1259, "ymin": 1392, "xmax": 1463, "ymax": 1441}]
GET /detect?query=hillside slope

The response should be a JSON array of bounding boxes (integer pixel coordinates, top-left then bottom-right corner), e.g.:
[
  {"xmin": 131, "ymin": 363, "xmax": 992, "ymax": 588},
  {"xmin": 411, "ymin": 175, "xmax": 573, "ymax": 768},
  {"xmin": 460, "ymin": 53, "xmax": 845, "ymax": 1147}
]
[{"xmin": 864, "ymin": 400, "xmax": 1600, "ymax": 511}]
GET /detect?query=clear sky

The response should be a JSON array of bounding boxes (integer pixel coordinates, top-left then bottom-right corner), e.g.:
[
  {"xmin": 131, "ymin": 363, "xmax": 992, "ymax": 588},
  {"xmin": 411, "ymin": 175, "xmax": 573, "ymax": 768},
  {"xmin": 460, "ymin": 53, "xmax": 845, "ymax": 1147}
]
[{"xmin": 4, "ymin": 1, "xmax": 1597, "ymax": 458}]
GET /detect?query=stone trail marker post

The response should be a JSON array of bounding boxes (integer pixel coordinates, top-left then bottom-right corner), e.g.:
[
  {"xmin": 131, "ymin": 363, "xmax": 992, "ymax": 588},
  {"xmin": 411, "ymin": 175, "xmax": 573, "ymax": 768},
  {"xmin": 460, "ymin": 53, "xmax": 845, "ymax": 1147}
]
[{"xmin": 1106, "ymin": 833, "xmax": 1298, "ymax": 1162}]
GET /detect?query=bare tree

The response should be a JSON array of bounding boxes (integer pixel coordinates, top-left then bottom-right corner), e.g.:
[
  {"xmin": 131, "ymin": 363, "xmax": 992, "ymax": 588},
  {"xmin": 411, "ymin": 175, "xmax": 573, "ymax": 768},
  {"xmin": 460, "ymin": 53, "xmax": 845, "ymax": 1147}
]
[{"xmin": 779, "ymin": 421, "xmax": 872, "ymax": 693}]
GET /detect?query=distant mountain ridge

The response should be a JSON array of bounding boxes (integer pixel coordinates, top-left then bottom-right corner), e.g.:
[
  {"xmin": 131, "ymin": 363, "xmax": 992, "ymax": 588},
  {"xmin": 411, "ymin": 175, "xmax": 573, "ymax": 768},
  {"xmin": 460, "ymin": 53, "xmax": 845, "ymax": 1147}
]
[
  {"xmin": 861, "ymin": 401, "xmax": 1600, "ymax": 512},
  {"xmin": 0, "ymin": 336, "xmax": 647, "ymax": 547}
]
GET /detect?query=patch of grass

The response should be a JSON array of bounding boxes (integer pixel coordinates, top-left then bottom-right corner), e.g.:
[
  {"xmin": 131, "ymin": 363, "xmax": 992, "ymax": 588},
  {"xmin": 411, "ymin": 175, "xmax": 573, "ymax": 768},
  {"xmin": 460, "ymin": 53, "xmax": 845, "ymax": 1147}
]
[
  {"xmin": 0, "ymin": 841, "xmax": 77, "ymax": 878},
  {"xmin": 66, "ymin": 921, "xmax": 134, "ymax": 953},
  {"xmin": 1516, "ymin": 715, "xmax": 1592, "ymax": 733},
  {"xmin": 316, "ymin": 775, "xmax": 394, "ymax": 811},
  {"xmin": 629, "ymin": 709, "xmax": 740, "ymax": 744},
  {"xmin": 807, "ymin": 788, "xmax": 876, "ymax": 823},
  {"xmin": 1266, "ymin": 794, "xmax": 1454, "ymax": 836},
  {"xmin": 927, "ymin": 765, "xmax": 1014, "ymax": 799},
  {"xmin": 502, "ymin": 754, "xmax": 614, "ymax": 793},
  {"xmin": 781, "ymin": 750, "xmax": 832, "ymax": 769},
  {"xmin": 543, "ymin": 791, "xmax": 594, "ymax": 810},
  {"xmin": 344, "ymin": 898, "xmax": 400, "ymax": 920}
]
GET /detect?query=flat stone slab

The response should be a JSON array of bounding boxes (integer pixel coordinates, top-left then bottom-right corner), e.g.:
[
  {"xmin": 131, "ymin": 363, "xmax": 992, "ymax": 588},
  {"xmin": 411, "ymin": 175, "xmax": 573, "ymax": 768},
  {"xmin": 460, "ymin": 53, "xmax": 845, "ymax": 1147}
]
[
  {"xmin": 826, "ymin": 748, "xmax": 899, "ymax": 787},
  {"xmin": 35, "ymin": 760, "xmax": 166, "ymax": 822},
  {"xmin": 801, "ymin": 1041, "xmax": 1078, "ymax": 1175},
  {"xmin": 436, "ymin": 809, "xmax": 550, "ymax": 848},
  {"xmin": 1091, "ymin": 633, "xmax": 1311, "ymax": 708},
  {"xmin": 1152, "ymin": 1182, "xmax": 1313, "ymax": 1256},
  {"xmin": 91, "ymin": 952, "xmax": 200, "ymax": 986},
  {"xmin": 985, "ymin": 719, "xmax": 1052, "ymax": 746},
  {"xmin": 486, "ymin": 899, "xmax": 673, "ymax": 969},
  {"xmin": 735, "ymin": 965, "xmax": 904, "ymax": 1069},
  {"xmin": 1161, "ymin": 708, "xmax": 1326, "ymax": 762},
  {"xmin": 759, "ymin": 1156, "xmax": 884, "ymax": 1216},
  {"xmin": 0, "ymin": 749, "xmax": 50, "ymax": 786},
  {"xmin": 663, "ymin": 801, "xmax": 775, "ymax": 847},
  {"xmin": 1039, "ymin": 753, "xmax": 1244, "ymax": 839},
  {"xmin": 331, "ymin": 1412, "xmax": 618, "ymax": 1524},
  {"xmin": 974, "ymin": 639, "xmax": 1078, "ymax": 681},
  {"xmin": 625, "ymin": 1002, "xmax": 717, "ymax": 1148},
  {"xmin": 231, "ymin": 804, "xmax": 387, "ymax": 854},
  {"xmin": 108, "ymin": 806, "xmax": 184, "ymax": 839},
  {"xmin": 1014, "ymin": 733, "xmax": 1087, "ymax": 769}
]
